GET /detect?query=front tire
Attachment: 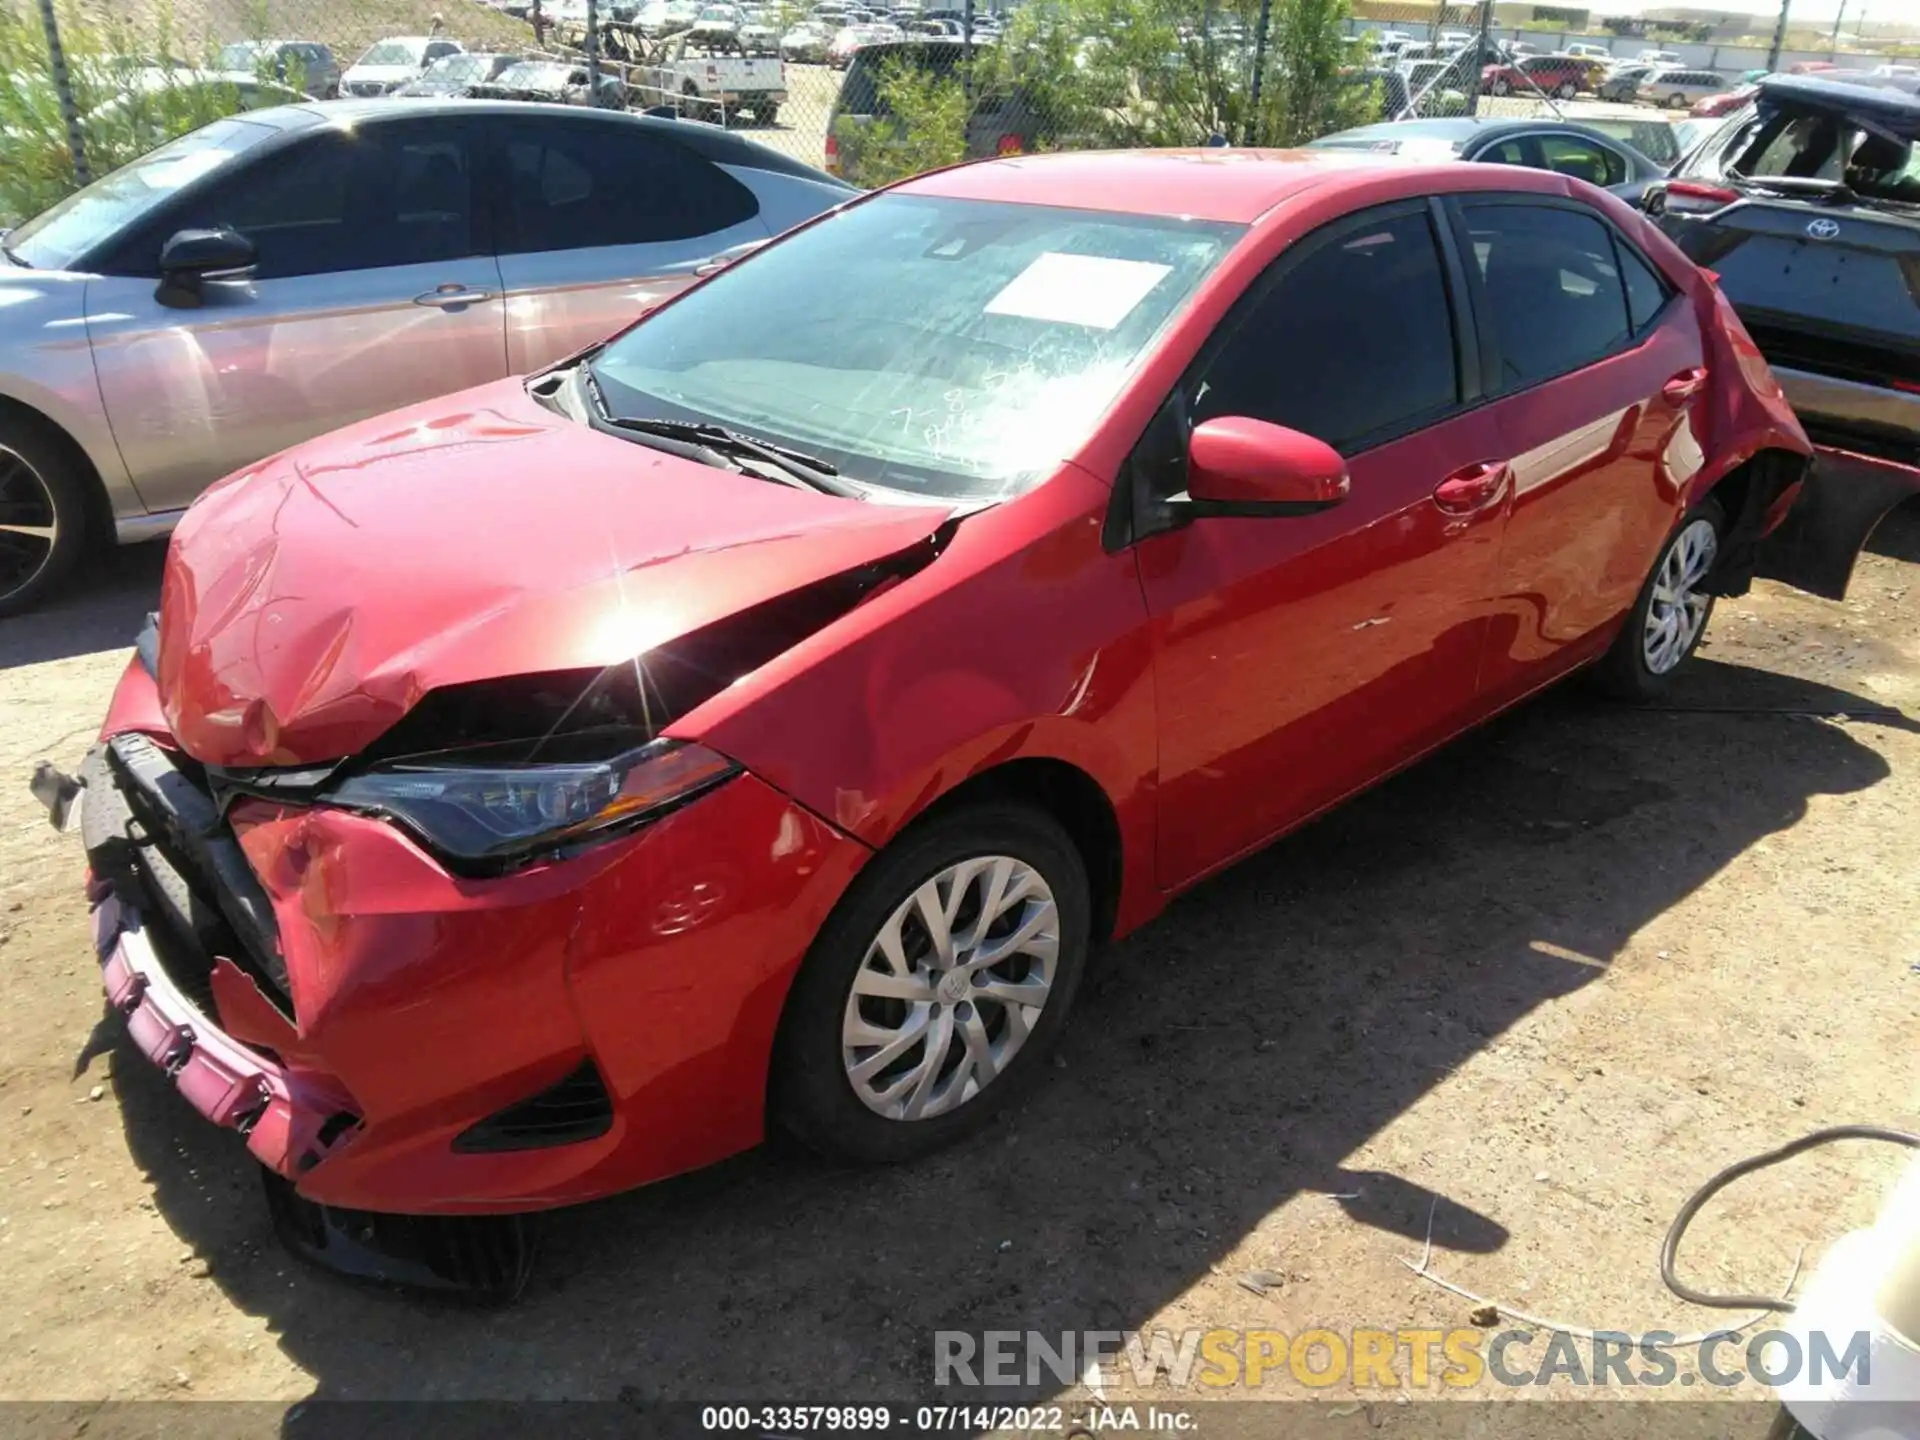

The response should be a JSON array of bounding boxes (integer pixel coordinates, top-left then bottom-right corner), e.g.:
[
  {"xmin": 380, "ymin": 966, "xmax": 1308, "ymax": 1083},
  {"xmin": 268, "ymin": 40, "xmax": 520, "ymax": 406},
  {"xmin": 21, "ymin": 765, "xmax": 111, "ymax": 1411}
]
[
  {"xmin": 1592, "ymin": 497, "xmax": 1725, "ymax": 700},
  {"xmin": 770, "ymin": 803, "xmax": 1091, "ymax": 1164},
  {"xmin": 0, "ymin": 416, "xmax": 89, "ymax": 618},
  {"xmin": 1668, "ymin": 91, "xmax": 1689, "ymax": 109},
  {"xmin": 1555, "ymin": 80, "xmax": 1577, "ymax": 98}
]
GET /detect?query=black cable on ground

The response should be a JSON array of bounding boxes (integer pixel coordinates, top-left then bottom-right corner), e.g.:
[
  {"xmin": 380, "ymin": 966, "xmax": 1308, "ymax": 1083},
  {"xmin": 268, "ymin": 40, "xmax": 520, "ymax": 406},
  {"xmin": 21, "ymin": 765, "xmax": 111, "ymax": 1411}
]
[{"xmin": 1661, "ymin": 1125, "xmax": 1920, "ymax": 1313}]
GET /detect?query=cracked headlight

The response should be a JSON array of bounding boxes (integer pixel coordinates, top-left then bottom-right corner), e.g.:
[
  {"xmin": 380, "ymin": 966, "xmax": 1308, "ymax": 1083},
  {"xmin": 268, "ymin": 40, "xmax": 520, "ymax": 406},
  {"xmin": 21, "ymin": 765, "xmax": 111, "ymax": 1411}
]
[{"xmin": 327, "ymin": 738, "xmax": 738, "ymax": 869}]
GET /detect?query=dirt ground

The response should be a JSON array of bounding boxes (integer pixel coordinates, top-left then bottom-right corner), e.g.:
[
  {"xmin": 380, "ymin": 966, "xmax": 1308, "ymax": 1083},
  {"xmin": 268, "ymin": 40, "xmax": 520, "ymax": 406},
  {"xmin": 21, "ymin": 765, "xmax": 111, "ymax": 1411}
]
[{"xmin": 1, "ymin": 509, "xmax": 1917, "ymax": 1429}]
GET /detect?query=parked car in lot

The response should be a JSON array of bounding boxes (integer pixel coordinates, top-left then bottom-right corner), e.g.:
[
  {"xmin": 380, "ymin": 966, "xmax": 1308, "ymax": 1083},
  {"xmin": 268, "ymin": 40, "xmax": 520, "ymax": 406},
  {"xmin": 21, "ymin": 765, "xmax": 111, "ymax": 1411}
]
[
  {"xmin": 1596, "ymin": 63, "xmax": 1655, "ymax": 102},
  {"xmin": 1482, "ymin": 54, "xmax": 1587, "ymax": 99},
  {"xmin": 394, "ymin": 51, "xmax": 524, "ymax": 97},
  {"xmin": 215, "ymin": 40, "xmax": 341, "ymax": 98},
  {"xmin": 781, "ymin": 20, "xmax": 832, "ymax": 61},
  {"xmin": 43, "ymin": 149, "xmax": 1914, "ymax": 1281},
  {"xmin": 636, "ymin": 36, "xmax": 789, "ymax": 122},
  {"xmin": 1645, "ymin": 75, "xmax": 1920, "ymax": 471},
  {"xmin": 1638, "ymin": 67, "xmax": 1728, "ymax": 110},
  {"xmin": 471, "ymin": 58, "xmax": 627, "ymax": 107},
  {"xmin": 341, "ymin": 36, "xmax": 465, "ymax": 96},
  {"xmin": 826, "ymin": 39, "xmax": 1039, "ymax": 180},
  {"xmin": 688, "ymin": 3, "xmax": 746, "ymax": 46},
  {"xmin": 0, "ymin": 101, "xmax": 852, "ymax": 613},
  {"xmin": 1693, "ymin": 82, "xmax": 1756, "ymax": 118},
  {"xmin": 1307, "ymin": 116, "xmax": 1665, "ymax": 193}
]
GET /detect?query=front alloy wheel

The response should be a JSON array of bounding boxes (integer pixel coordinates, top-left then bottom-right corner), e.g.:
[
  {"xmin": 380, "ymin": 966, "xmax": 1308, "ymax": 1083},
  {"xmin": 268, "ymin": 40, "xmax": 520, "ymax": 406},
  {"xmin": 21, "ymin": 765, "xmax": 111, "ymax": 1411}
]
[
  {"xmin": 0, "ymin": 425, "xmax": 87, "ymax": 618},
  {"xmin": 0, "ymin": 446, "xmax": 58, "ymax": 604},
  {"xmin": 772, "ymin": 803, "xmax": 1090, "ymax": 1163},
  {"xmin": 842, "ymin": 855, "xmax": 1059, "ymax": 1121}
]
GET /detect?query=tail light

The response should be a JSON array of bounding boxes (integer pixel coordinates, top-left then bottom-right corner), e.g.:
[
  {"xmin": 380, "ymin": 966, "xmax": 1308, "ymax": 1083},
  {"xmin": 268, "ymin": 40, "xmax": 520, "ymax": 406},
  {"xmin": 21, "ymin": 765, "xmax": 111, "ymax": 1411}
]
[
  {"xmin": 825, "ymin": 132, "xmax": 840, "ymax": 173},
  {"xmin": 996, "ymin": 133, "xmax": 1025, "ymax": 156},
  {"xmin": 1661, "ymin": 181, "xmax": 1741, "ymax": 215}
]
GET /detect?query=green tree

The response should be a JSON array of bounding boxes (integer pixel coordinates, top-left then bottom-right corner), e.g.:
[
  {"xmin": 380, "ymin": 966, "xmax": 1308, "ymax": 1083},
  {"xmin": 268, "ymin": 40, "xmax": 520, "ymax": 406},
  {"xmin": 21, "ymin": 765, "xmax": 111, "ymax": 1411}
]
[{"xmin": 830, "ymin": 57, "xmax": 971, "ymax": 188}]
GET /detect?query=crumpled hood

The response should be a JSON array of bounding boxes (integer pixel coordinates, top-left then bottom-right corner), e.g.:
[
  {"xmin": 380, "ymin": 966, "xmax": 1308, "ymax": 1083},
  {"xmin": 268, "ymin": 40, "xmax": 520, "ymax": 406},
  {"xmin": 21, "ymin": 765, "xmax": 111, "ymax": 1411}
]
[{"xmin": 156, "ymin": 378, "xmax": 952, "ymax": 767}]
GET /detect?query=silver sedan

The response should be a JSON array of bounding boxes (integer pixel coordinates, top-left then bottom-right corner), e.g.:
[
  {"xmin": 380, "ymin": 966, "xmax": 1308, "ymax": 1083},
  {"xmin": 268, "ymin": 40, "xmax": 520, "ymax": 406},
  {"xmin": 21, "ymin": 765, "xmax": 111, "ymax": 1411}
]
[{"xmin": 0, "ymin": 99, "xmax": 852, "ymax": 614}]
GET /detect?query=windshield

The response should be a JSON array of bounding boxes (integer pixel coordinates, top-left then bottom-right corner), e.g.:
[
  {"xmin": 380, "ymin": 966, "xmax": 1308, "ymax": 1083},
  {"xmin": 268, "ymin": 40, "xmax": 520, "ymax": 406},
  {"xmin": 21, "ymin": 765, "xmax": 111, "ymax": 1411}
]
[
  {"xmin": 497, "ymin": 63, "xmax": 569, "ymax": 86},
  {"xmin": 358, "ymin": 40, "xmax": 423, "ymax": 66},
  {"xmin": 218, "ymin": 42, "xmax": 263, "ymax": 69},
  {"xmin": 9, "ymin": 118, "xmax": 272, "ymax": 272},
  {"xmin": 423, "ymin": 53, "xmax": 489, "ymax": 81},
  {"xmin": 590, "ymin": 195, "xmax": 1240, "ymax": 501}
]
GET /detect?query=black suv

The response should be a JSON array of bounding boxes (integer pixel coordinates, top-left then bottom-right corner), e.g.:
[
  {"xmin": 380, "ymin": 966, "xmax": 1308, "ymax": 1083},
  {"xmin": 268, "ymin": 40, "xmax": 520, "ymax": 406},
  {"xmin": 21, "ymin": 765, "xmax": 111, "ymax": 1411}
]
[{"xmin": 1646, "ymin": 75, "xmax": 1920, "ymax": 466}]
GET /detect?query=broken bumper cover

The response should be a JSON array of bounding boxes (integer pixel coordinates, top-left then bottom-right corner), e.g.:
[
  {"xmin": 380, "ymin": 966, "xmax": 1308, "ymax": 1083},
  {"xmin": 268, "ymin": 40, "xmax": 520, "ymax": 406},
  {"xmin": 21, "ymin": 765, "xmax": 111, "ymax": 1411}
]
[
  {"xmin": 91, "ymin": 888, "xmax": 337, "ymax": 1175},
  {"xmin": 59, "ymin": 656, "xmax": 875, "ymax": 1219}
]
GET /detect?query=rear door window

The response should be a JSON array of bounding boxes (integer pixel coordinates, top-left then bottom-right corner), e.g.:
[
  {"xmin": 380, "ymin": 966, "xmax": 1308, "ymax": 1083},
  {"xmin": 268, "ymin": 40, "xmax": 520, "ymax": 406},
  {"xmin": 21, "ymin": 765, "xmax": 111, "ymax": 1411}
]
[
  {"xmin": 1460, "ymin": 201, "xmax": 1633, "ymax": 391},
  {"xmin": 498, "ymin": 117, "xmax": 758, "ymax": 252}
]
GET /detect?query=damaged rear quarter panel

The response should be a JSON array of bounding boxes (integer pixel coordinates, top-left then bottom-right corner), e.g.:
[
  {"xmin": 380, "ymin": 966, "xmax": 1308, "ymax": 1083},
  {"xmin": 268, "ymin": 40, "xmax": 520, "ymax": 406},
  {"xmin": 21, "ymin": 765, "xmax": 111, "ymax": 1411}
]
[{"xmin": 671, "ymin": 463, "xmax": 1166, "ymax": 939}]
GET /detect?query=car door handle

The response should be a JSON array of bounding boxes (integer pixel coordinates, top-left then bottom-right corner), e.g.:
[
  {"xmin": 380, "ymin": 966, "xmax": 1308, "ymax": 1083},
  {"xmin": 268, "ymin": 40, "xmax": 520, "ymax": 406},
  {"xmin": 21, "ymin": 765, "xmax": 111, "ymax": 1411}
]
[
  {"xmin": 1662, "ymin": 366, "xmax": 1709, "ymax": 404},
  {"xmin": 1432, "ymin": 461, "xmax": 1511, "ymax": 514},
  {"xmin": 413, "ymin": 285, "xmax": 494, "ymax": 308}
]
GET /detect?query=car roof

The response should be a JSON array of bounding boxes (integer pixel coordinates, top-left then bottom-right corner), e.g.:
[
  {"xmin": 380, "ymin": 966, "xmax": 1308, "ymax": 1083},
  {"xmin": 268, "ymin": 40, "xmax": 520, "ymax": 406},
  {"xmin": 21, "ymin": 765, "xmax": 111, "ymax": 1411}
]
[
  {"xmin": 230, "ymin": 100, "xmax": 854, "ymax": 186},
  {"xmin": 899, "ymin": 148, "xmax": 1452, "ymax": 224},
  {"xmin": 1757, "ymin": 72, "xmax": 1920, "ymax": 128}
]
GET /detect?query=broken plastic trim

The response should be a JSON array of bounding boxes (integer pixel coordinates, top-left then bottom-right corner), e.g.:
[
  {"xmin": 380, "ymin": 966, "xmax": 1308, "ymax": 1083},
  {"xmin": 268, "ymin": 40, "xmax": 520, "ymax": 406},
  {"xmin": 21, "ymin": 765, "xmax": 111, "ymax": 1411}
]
[{"xmin": 261, "ymin": 1169, "xmax": 535, "ymax": 1303}]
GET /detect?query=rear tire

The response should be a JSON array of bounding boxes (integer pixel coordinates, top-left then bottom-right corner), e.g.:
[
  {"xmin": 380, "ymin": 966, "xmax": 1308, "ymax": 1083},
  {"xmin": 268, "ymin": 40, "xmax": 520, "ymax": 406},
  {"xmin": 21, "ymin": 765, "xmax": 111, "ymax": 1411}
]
[
  {"xmin": 1591, "ymin": 496, "xmax": 1726, "ymax": 701},
  {"xmin": 0, "ymin": 414, "xmax": 90, "ymax": 618},
  {"xmin": 1667, "ymin": 91, "xmax": 1689, "ymax": 109},
  {"xmin": 1555, "ymin": 80, "xmax": 1576, "ymax": 98},
  {"xmin": 770, "ymin": 803, "xmax": 1091, "ymax": 1165}
]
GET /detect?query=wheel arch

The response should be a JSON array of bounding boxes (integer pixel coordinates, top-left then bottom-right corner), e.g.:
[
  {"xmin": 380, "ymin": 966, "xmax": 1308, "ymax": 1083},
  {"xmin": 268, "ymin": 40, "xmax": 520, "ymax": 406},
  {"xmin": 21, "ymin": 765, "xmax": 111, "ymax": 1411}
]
[
  {"xmin": 1696, "ymin": 445, "xmax": 1809, "ymax": 597},
  {"xmin": 0, "ymin": 392, "xmax": 117, "ymax": 552},
  {"xmin": 893, "ymin": 756, "xmax": 1125, "ymax": 948}
]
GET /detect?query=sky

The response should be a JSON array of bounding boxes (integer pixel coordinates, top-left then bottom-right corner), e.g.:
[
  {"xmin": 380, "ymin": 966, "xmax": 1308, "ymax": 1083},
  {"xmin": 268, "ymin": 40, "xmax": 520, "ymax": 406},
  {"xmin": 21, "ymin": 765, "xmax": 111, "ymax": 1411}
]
[{"xmin": 1579, "ymin": 0, "xmax": 1868, "ymax": 23}]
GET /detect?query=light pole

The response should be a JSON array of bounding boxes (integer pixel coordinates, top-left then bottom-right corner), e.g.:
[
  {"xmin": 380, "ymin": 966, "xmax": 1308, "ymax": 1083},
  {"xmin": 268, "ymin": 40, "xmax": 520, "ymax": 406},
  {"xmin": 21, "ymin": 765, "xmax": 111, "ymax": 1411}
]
[{"xmin": 1766, "ymin": 0, "xmax": 1791, "ymax": 72}]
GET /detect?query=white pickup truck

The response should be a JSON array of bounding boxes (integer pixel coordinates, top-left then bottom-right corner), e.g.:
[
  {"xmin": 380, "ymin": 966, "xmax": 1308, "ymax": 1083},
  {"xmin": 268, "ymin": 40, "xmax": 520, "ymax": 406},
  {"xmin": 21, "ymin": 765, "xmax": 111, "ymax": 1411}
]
[{"xmin": 634, "ymin": 33, "xmax": 786, "ymax": 122}]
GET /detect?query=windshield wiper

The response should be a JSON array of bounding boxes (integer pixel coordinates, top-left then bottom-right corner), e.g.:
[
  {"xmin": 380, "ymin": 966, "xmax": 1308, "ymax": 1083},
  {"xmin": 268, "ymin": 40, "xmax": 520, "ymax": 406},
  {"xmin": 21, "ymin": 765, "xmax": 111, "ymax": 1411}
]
[
  {"xmin": 601, "ymin": 418, "xmax": 864, "ymax": 498},
  {"xmin": 571, "ymin": 364, "xmax": 862, "ymax": 499},
  {"xmin": 0, "ymin": 233, "xmax": 28, "ymax": 268}
]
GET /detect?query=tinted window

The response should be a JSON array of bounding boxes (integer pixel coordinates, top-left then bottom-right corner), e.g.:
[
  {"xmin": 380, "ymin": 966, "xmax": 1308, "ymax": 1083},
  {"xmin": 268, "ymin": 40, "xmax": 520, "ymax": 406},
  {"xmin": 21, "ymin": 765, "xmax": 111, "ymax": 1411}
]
[
  {"xmin": 502, "ymin": 120, "xmax": 757, "ymax": 251},
  {"xmin": 1191, "ymin": 209, "xmax": 1458, "ymax": 454},
  {"xmin": 146, "ymin": 123, "xmax": 477, "ymax": 278},
  {"xmin": 1464, "ymin": 203, "xmax": 1631, "ymax": 389},
  {"xmin": 1617, "ymin": 239, "xmax": 1670, "ymax": 332},
  {"xmin": 9, "ymin": 118, "xmax": 272, "ymax": 271},
  {"xmin": 1482, "ymin": 138, "xmax": 1529, "ymax": 166},
  {"xmin": 1538, "ymin": 135, "xmax": 1624, "ymax": 186}
]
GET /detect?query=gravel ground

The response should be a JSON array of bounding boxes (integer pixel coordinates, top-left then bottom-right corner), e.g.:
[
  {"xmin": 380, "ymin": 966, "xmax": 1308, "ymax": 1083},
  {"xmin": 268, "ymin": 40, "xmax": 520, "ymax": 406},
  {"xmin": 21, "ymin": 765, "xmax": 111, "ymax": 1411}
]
[{"xmin": 1, "ymin": 506, "xmax": 1915, "ymax": 1429}]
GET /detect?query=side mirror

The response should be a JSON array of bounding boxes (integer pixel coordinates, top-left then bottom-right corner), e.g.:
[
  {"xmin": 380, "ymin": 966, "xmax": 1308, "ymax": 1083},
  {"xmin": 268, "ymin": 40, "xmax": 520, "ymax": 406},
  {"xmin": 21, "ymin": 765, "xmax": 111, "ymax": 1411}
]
[
  {"xmin": 1182, "ymin": 416, "xmax": 1350, "ymax": 517},
  {"xmin": 155, "ymin": 227, "xmax": 255, "ymax": 308}
]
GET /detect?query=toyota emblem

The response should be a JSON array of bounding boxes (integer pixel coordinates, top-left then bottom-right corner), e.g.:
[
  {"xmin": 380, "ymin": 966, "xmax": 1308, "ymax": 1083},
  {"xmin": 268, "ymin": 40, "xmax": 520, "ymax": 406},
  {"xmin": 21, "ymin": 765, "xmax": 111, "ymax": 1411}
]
[{"xmin": 1806, "ymin": 218, "xmax": 1841, "ymax": 240}]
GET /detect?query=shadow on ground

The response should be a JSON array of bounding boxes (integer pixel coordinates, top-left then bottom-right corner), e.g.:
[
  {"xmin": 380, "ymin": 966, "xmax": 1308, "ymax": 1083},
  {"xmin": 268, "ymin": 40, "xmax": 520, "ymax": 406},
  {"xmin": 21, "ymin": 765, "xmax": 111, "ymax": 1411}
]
[
  {"xmin": 0, "ymin": 542, "xmax": 166, "ymax": 671},
  {"xmin": 90, "ymin": 649, "xmax": 1913, "ymax": 1403}
]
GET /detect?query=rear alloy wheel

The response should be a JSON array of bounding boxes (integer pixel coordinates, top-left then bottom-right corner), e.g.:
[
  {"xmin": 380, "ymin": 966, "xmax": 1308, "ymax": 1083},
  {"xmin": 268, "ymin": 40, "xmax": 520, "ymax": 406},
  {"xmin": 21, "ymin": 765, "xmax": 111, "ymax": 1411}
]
[
  {"xmin": 0, "ymin": 424, "xmax": 88, "ymax": 618},
  {"xmin": 771, "ymin": 804, "xmax": 1090, "ymax": 1163},
  {"xmin": 1492, "ymin": 77, "xmax": 1510, "ymax": 95},
  {"xmin": 1592, "ymin": 497, "xmax": 1724, "ymax": 700},
  {"xmin": 1555, "ymin": 80, "xmax": 1577, "ymax": 98},
  {"xmin": 1668, "ymin": 91, "xmax": 1689, "ymax": 109}
]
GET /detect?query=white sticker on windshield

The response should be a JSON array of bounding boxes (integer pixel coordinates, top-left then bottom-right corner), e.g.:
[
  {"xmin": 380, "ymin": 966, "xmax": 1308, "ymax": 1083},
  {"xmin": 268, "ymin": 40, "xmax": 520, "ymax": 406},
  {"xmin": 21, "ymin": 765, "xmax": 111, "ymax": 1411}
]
[{"xmin": 984, "ymin": 253, "xmax": 1173, "ymax": 331}]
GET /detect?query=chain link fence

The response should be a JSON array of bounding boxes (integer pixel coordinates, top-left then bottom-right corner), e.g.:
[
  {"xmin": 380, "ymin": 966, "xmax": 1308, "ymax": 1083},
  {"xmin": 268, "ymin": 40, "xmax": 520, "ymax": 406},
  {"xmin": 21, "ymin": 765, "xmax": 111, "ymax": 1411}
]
[{"xmin": 3, "ymin": 0, "xmax": 1857, "ymax": 224}]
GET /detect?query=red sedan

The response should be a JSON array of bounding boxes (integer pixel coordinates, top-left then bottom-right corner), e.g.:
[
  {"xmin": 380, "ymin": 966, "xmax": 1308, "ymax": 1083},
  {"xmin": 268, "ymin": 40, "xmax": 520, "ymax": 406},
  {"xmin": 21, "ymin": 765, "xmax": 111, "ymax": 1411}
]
[{"xmin": 48, "ymin": 150, "xmax": 1909, "ymax": 1281}]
